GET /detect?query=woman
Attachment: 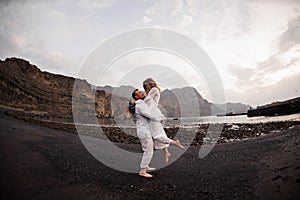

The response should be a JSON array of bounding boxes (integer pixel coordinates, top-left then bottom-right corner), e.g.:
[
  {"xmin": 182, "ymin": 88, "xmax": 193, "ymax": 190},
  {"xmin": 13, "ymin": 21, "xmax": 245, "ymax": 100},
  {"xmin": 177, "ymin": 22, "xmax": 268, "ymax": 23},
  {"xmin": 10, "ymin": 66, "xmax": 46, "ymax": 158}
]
[{"xmin": 143, "ymin": 78, "xmax": 184, "ymax": 163}]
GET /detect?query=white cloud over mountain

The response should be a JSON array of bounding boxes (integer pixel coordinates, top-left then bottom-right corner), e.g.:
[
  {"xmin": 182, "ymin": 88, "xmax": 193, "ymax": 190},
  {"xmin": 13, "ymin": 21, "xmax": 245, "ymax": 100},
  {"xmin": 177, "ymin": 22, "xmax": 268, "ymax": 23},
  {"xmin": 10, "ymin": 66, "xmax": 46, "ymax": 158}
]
[{"xmin": 0, "ymin": 0, "xmax": 299, "ymax": 106}]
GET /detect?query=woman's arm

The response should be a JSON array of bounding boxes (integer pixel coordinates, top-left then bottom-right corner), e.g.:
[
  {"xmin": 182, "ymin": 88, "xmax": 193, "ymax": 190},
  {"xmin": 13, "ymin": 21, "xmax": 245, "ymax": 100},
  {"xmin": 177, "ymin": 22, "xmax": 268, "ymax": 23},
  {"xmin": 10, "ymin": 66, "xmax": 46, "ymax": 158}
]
[
  {"xmin": 136, "ymin": 100, "xmax": 163, "ymax": 121},
  {"xmin": 144, "ymin": 87, "xmax": 160, "ymax": 105}
]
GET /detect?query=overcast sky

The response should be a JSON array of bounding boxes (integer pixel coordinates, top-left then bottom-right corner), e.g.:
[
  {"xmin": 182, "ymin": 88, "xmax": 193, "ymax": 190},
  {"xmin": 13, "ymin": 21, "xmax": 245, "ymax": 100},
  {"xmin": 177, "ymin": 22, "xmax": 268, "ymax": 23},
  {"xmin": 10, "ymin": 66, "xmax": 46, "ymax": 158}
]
[{"xmin": 1, "ymin": 0, "xmax": 300, "ymax": 106}]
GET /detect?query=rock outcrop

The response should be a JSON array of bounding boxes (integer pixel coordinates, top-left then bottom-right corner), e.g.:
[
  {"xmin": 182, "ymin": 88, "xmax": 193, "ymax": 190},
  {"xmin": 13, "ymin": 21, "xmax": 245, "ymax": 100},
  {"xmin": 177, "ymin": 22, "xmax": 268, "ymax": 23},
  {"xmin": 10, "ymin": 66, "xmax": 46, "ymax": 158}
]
[
  {"xmin": 160, "ymin": 87, "xmax": 216, "ymax": 117},
  {"xmin": 0, "ymin": 57, "xmax": 128, "ymax": 122},
  {"xmin": 1, "ymin": 57, "xmax": 250, "ymax": 121}
]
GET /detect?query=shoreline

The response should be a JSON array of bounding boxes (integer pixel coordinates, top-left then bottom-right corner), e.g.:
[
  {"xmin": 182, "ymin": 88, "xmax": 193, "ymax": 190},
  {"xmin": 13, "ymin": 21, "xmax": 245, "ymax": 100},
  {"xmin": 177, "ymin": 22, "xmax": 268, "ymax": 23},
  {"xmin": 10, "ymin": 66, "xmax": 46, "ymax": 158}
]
[{"xmin": 2, "ymin": 109, "xmax": 300, "ymax": 146}]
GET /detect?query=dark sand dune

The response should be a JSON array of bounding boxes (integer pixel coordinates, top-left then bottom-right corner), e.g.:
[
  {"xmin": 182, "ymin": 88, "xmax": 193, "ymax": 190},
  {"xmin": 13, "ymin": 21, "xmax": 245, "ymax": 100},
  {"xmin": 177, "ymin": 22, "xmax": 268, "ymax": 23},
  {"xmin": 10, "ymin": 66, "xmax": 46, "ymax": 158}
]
[{"xmin": 0, "ymin": 112, "xmax": 299, "ymax": 200}]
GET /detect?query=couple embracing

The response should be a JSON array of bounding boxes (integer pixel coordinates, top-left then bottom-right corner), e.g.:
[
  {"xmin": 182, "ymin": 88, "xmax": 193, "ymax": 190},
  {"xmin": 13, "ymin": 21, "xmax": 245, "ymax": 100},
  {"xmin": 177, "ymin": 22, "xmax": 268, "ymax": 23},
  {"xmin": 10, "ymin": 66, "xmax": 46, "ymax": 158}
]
[{"xmin": 129, "ymin": 78, "xmax": 184, "ymax": 178}]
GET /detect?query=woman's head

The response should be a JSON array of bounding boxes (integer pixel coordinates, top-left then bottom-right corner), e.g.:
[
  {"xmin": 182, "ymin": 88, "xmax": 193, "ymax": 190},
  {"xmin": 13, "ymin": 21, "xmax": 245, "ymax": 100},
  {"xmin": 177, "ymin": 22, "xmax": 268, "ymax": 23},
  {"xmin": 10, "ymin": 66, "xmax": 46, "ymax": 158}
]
[{"xmin": 143, "ymin": 78, "xmax": 160, "ymax": 94}]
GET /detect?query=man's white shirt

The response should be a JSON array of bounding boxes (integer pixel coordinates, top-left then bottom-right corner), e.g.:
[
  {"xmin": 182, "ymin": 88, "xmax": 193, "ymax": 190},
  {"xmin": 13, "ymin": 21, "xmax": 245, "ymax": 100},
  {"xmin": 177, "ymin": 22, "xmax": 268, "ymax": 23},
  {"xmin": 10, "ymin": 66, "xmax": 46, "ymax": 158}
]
[{"xmin": 135, "ymin": 99, "xmax": 163, "ymax": 138}]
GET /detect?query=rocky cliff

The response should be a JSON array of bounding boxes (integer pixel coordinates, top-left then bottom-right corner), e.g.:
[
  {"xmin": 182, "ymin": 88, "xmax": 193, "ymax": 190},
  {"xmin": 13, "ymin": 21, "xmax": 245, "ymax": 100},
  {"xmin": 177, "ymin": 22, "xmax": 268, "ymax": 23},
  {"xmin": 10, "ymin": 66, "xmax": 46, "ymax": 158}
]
[
  {"xmin": 0, "ymin": 58, "xmax": 128, "ymax": 123},
  {"xmin": 214, "ymin": 102, "xmax": 252, "ymax": 114},
  {"xmin": 159, "ymin": 87, "xmax": 218, "ymax": 117},
  {"xmin": 99, "ymin": 85, "xmax": 220, "ymax": 117},
  {"xmin": 1, "ymin": 57, "xmax": 248, "ymax": 121}
]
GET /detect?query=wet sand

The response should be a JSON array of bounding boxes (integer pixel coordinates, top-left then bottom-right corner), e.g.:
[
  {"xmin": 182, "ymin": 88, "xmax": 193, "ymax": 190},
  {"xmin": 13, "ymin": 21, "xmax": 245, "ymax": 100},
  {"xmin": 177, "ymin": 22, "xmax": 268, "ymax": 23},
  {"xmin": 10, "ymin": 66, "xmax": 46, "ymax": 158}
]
[{"xmin": 0, "ymin": 112, "xmax": 300, "ymax": 199}]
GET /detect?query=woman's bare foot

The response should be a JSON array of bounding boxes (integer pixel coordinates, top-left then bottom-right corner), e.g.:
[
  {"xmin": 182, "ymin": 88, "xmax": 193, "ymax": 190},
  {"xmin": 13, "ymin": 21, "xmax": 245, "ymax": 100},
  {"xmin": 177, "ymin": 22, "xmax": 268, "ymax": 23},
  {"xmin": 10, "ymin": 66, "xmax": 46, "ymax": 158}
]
[
  {"xmin": 175, "ymin": 140, "xmax": 185, "ymax": 149},
  {"xmin": 165, "ymin": 152, "xmax": 171, "ymax": 163}
]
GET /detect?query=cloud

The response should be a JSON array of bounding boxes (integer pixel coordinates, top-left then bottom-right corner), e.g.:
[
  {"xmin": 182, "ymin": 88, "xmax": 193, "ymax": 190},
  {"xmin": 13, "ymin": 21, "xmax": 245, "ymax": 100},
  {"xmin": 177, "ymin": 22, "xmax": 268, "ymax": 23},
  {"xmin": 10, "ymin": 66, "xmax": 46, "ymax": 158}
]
[
  {"xmin": 225, "ymin": 11, "xmax": 300, "ymax": 102},
  {"xmin": 277, "ymin": 15, "xmax": 300, "ymax": 53},
  {"xmin": 228, "ymin": 47, "xmax": 300, "ymax": 102},
  {"xmin": 1, "ymin": 0, "xmax": 299, "ymax": 106},
  {"xmin": 0, "ymin": 0, "xmax": 108, "ymax": 76},
  {"xmin": 228, "ymin": 65, "xmax": 256, "ymax": 85},
  {"xmin": 253, "ymin": 15, "xmax": 300, "ymax": 75},
  {"xmin": 143, "ymin": 0, "xmax": 197, "ymax": 29},
  {"xmin": 143, "ymin": 15, "xmax": 152, "ymax": 23},
  {"xmin": 255, "ymin": 72, "xmax": 299, "ymax": 106},
  {"xmin": 225, "ymin": 71, "xmax": 300, "ymax": 106},
  {"xmin": 254, "ymin": 15, "xmax": 300, "ymax": 75},
  {"xmin": 77, "ymin": 0, "xmax": 118, "ymax": 10},
  {"xmin": 266, "ymin": 72, "xmax": 300, "ymax": 101}
]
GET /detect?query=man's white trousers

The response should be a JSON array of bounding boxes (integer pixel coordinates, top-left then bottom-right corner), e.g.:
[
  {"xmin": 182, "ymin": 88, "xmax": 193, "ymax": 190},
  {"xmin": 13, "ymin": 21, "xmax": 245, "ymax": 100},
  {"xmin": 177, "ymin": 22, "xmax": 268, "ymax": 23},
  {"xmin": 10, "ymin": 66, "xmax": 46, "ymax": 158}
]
[{"xmin": 139, "ymin": 137, "xmax": 154, "ymax": 168}]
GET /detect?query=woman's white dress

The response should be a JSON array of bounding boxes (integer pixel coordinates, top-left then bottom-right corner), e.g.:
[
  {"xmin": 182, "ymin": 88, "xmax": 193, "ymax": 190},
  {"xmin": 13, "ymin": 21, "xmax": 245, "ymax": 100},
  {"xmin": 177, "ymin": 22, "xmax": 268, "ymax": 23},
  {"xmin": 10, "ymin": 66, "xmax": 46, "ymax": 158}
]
[{"xmin": 144, "ymin": 87, "xmax": 172, "ymax": 149}]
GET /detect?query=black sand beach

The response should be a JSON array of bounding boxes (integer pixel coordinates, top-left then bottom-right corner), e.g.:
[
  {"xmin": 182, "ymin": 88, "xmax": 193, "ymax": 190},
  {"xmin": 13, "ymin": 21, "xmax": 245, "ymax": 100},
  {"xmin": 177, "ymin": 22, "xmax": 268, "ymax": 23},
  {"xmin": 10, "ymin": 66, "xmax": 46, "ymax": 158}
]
[{"xmin": 1, "ymin": 112, "xmax": 300, "ymax": 199}]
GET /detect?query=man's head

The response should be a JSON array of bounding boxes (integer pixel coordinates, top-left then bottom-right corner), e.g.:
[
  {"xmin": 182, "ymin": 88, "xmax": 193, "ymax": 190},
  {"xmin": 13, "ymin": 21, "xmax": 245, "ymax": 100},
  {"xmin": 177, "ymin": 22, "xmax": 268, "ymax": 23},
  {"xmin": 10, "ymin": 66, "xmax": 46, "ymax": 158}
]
[{"xmin": 132, "ymin": 89, "xmax": 145, "ymax": 100}]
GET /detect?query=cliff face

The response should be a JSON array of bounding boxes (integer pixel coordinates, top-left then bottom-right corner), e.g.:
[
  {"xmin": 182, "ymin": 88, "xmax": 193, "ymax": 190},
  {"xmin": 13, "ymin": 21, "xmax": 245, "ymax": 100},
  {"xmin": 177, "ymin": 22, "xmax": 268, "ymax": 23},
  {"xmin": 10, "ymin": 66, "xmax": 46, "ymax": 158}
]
[
  {"xmin": 214, "ymin": 102, "xmax": 251, "ymax": 114},
  {"xmin": 98, "ymin": 85, "xmax": 217, "ymax": 117},
  {"xmin": 1, "ymin": 57, "xmax": 247, "ymax": 121},
  {"xmin": 97, "ymin": 85, "xmax": 136, "ymax": 100},
  {"xmin": 160, "ymin": 87, "xmax": 215, "ymax": 117},
  {"xmin": 0, "ymin": 58, "xmax": 127, "ymax": 122}
]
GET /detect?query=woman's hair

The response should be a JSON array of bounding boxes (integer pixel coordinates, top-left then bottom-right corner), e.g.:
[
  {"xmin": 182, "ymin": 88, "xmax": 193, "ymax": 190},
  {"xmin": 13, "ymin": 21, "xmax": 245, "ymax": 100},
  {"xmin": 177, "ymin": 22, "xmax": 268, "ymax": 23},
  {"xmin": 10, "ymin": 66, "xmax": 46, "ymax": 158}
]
[{"xmin": 143, "ymin": 78, "xmax": 161, "ymax": 95}]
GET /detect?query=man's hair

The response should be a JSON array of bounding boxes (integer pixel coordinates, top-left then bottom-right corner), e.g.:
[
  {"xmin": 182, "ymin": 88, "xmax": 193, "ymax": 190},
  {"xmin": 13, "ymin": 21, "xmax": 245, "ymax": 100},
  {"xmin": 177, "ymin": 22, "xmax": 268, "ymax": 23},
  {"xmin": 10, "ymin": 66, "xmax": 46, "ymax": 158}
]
[{"xmin": 131, "ymin": 89, "xmax": 138, "ymax": 100}]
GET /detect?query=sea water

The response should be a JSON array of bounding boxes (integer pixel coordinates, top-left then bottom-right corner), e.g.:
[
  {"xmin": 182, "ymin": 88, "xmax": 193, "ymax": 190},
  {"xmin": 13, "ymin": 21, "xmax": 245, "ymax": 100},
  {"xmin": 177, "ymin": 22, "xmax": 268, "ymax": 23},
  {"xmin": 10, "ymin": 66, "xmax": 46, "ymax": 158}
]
[
  {"xmin": 164, "ymin": 113, "xmax": 300, "ymax": 127},
  {"xmin": 89, "ymin": 113, "xmax": 300, "ymax": 128}
]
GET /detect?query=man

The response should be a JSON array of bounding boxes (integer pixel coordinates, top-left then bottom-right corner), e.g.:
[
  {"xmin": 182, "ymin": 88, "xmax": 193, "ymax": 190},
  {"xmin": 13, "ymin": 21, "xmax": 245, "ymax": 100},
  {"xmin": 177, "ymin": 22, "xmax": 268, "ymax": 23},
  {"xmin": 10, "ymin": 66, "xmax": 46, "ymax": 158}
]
[{"xmin": 131, "ymin": 89, "xmax": 164, "ymax": 178}]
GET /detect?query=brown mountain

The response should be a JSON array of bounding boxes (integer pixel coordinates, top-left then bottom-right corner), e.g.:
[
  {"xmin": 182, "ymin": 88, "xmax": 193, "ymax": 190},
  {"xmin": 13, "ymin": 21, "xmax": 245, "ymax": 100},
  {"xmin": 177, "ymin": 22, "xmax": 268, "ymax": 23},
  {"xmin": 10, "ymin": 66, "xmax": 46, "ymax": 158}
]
[
  {"xmin": 1, "ymin": 57, "xmax": 236, "ymax": 121},
  {"xmin": 97, "ymin": 85, "xmax": 221, "ymax": 117},
  {"xmin": 0, "ymin": 57, "xmax": 128, "ymax": 123},
  {"xmin": 159, "ymin": 87, "xmax": 218, "ymax": 117},
  {"xmin": 213, "ymin": 102, "xmax": 251, "ymax": 114},
  {"xmin": 97, "ymin": 85, "xmax": 136, "ymax": 100}
]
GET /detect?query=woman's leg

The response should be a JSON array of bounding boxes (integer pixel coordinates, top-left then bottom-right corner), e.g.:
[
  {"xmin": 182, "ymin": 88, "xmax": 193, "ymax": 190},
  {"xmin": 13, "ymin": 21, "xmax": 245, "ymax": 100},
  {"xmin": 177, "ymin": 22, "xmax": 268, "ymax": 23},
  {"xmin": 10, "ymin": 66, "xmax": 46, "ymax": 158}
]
[
  {"xmin": 163, "ymin": 148, "xmax": 171, "ymax": 163},
  {"xmin": 154, "ymin": 135, "xmax": 185, "ymax": 150},
  {"xmin": 152, "ymin": 121, "xmax": 185, "ymax": 150}
]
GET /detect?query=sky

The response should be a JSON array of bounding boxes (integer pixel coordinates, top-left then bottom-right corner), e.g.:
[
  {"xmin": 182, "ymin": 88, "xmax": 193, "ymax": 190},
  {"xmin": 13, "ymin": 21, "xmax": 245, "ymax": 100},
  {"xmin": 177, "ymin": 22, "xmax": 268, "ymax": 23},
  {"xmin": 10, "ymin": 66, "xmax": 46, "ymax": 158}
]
[{"xmin": 0, "ymin": 0, "xmax": 300, "ymax": 106}]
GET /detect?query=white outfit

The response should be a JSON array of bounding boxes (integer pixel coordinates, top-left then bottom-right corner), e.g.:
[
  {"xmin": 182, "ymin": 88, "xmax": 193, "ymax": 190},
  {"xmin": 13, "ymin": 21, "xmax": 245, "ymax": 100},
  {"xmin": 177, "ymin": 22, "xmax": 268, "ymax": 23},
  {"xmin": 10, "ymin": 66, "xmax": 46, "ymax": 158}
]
[
  {"xmin": 144, "ymin": 87, "xmax": 172, "ymax": 150},
  {"xmin": 135, "ymin": 99, "xmax": 162, "ymax": 168}
]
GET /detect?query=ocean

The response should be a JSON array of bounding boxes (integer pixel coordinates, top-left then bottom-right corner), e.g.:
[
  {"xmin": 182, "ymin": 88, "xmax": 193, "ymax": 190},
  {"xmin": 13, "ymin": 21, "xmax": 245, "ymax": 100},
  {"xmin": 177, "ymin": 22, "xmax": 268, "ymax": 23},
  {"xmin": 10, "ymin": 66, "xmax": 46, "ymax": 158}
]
[
  {"xmin": 164, "ymin": 113, "xmax": 300, "ymax": 127},
  {"xmin": 110, "ymin": 113, "xmax": 300, "ymax": 128}
]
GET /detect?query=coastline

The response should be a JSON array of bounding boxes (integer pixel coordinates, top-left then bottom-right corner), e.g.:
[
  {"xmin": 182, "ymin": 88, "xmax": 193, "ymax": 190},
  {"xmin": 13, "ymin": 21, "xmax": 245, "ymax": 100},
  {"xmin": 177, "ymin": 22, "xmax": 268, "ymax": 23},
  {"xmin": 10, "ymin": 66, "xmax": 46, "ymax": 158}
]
[{"xmin": 3, "ymin": 108, "xmax": 300, "ymax": 146}]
